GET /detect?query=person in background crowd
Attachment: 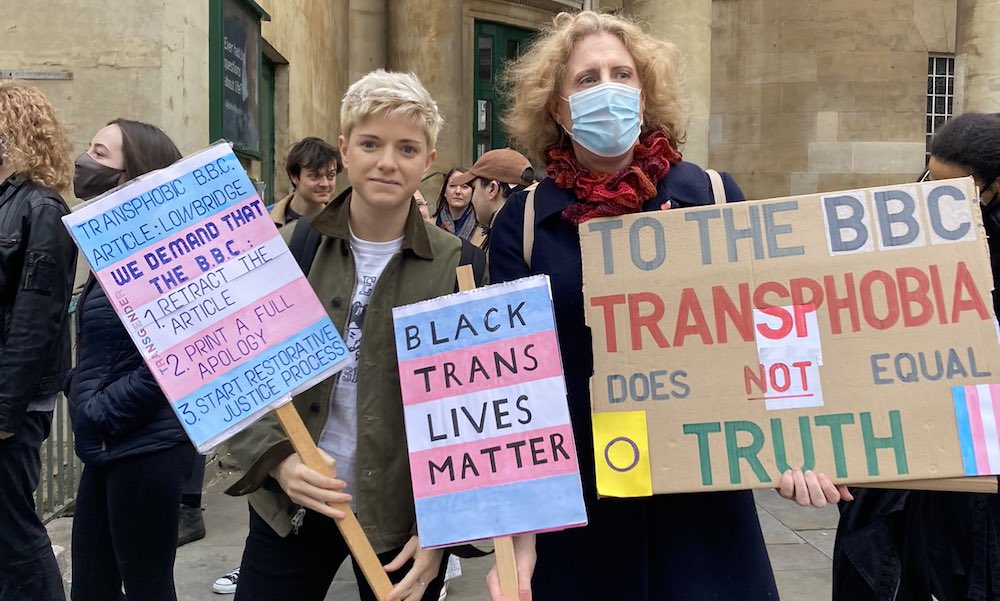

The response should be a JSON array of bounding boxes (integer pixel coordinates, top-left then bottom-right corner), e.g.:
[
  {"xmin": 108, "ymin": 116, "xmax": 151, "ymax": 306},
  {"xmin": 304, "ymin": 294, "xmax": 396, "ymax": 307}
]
[
  {"xmin": 66, "ymin": 119, "xmax": 197, "ymax": 601},
  {"xmin": 0, "ymin": 80, "xmax": 77, "ymax": 601},
  {"xmin": 434, "ymin": 167, "xmax": 484, "ymax": 244},
  {"xmin": 833, "ymin": 112, "xmax": 1000, "ymax": 601},
  {"xmin": 269, "ymin": 136, "xmax": 342, "ymax": 228},
  {"xmin": 451, "ymin": 148, "xmax": 535, "ymax": 252},
  {"xmin": 225, "ymin": 69, "xmax": 485, "ymax": 601},
  {"xmin": 486, "ymin": 11, "xmax": 845, "ymax": 601}
]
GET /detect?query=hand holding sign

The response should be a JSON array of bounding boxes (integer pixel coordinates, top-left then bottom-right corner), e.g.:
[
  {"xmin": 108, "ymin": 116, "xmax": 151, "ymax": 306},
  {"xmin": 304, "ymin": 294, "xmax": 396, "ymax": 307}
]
[
  {"xmin": 383, "ymin": 535, "xmax": 444, "ymax": 601},
  {"xmin": 778, "ymin": 467, "xmax": 853, "ymax": 508},
  {"xmin": 270, "ymin": 448, "xmax": 351, "ymax": 519}
]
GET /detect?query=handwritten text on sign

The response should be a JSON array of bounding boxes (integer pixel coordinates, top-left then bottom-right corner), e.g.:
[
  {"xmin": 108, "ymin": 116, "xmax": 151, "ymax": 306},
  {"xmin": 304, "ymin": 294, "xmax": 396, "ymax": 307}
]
[
  {"xmin": 582, "ymin": 178, "xmax": 1000, "ymax": 495},
  {"xmin": 63, "ymin": 143, "xmax": 349, "ymax": 451},
  {"xmin": 393, "ymin": 276, "xmax": 587, "ymax": 548}
]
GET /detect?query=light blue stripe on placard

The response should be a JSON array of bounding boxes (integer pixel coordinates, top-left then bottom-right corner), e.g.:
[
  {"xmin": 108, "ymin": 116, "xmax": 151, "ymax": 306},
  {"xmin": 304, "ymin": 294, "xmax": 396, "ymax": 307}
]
[
  {"xmin": 176, "ymin": 317, "xmax": 348, "ymax": 448},
  {"xmin": 71, "ymin": 151, "xmax": 255, "ymax": 270},
  {"xmin": 393, "ymin": 284, "xmax": 555, "ymax": 361},
  {"xmin": 413, "ymin": 473, "xmax": 588, "ymax": 548},
  {"xmin": 952, "ymin": 385, "xmax": 980, "ymax": 475}
]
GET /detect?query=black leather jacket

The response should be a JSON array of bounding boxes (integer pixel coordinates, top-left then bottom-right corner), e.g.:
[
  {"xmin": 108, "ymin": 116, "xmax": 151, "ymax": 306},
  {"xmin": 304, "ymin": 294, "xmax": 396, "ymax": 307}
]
[{"xmin": 0, "ymin": 175, "xmax": 77, "ymax": 432}]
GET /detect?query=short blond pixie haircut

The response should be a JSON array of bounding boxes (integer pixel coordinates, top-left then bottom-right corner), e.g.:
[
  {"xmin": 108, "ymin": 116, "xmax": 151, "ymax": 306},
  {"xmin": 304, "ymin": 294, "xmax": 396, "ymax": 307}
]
[
  {"xmin": 501, "ymin": 11, "xmax": 688, "ymax": 163},
  {"xmin": 0, "ymin": 81, "xmax": 72, "ymax": 191},
  {"xmin": 340, "ymin": 70, "xmax": 444, "ymax": 148}
]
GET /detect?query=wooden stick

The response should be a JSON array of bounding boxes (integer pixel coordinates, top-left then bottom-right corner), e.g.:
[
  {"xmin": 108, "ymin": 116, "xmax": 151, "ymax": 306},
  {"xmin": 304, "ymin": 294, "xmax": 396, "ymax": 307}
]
[
  {"xmin": 456, "ymin": 264, "xmax": 477, "ymax": 293},
  {"xmin": 275, "ymin": 402, "xmax": 394, "ymax": 600},
  {"xmin": 455, "ymin": 264, "xmax": 521, "ymax": 599},
  {"xmin": 494, "ymin": 536, "xmax": 520, "ymax": 600},
  {"xmin": 856, "ymin": 476, "xmax": 998, "ymax": 494}
]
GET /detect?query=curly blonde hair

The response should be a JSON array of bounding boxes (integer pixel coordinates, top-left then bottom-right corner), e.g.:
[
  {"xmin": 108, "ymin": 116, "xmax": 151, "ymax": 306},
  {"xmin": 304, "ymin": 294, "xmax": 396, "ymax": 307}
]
[
  {"xmin": 501, "ymin": 11, "xmax": 688, "ymax": 163},
  {"xmin": 0, "ymin": 81, "xmax": 71, "ymax": 191}
]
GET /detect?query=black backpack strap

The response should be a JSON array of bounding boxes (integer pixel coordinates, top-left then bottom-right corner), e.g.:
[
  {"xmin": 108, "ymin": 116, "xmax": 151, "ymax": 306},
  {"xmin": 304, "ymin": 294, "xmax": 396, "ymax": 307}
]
[
  {"xmin": 457, "ymin": 238, "xmax": 487, "ymax": 292},
  {"xmin": 289, "ymin": 216, "xmax": 321, "ymax": 275}
]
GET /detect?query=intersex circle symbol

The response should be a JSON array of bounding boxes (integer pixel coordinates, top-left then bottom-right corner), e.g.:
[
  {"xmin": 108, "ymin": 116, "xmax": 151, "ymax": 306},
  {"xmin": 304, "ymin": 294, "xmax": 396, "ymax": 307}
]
[{"xmin": 604, "ymin": 436, "xmax": 640, "ymax": 473}]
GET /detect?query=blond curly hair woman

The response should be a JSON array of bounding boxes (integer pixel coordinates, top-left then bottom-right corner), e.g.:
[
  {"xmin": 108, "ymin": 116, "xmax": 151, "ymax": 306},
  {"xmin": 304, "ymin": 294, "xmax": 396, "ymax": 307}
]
[
  {"xmin": 0, "ymin": 81, "xmax": 72, "ymax": 190},
  {"xmin": 486, "ymin": 11, "xmax": 834, "ymax": 601},
  {"xmin": 0, "ymin": 80, "xmax": 76, "ymax": 601}
]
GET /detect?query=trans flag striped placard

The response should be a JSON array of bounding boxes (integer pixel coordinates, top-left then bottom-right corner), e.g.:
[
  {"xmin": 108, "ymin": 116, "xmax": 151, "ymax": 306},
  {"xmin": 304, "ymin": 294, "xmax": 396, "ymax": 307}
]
[
  {"xmin": 62, "ymin": 143, "xmax": 349, "ymax": 452},
  {"xmin": 952, "ymin": 384, "xmax": 1000, "ymax": 476},
  {"xmin": 392, "ymin": 275, "xmax": 587, "ymax": 548}
]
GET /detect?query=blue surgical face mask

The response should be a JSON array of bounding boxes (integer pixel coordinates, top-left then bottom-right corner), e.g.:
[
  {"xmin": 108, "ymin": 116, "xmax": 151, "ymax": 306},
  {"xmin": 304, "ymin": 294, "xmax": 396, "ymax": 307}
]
[{"xmin": 563, "ymin": 82, "xmax": 642, "ymax": 158}]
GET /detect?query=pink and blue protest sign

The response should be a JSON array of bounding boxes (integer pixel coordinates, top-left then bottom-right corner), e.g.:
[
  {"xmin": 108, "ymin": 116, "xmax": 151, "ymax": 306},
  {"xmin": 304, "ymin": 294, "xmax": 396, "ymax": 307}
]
[
  {"xmin": 62, "ymin": 143, "xmax": 349, "ymax": 452},
  {"xmin": 392, "ymin": 275, "xmax": 587, "ymax": 548}
]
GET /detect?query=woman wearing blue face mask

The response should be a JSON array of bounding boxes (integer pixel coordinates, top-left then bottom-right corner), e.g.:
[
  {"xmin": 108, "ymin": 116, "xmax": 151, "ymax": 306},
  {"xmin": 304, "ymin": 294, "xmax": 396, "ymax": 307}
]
[{"xmin": 485, "ymin": 11, "xmax": 846, "ymax": 601}]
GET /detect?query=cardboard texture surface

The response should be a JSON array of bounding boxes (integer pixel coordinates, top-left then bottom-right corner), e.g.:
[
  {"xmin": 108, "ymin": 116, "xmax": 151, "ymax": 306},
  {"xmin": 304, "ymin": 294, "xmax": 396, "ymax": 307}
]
[
  {"xmin": 581, "ymin": 178, "xmax": 1000, "ymax": 495},
  {"xmin": 392, "ymin": 275, "xmax": 587, "ymax": 548},
  {"xmin": 62, "ymin": 144, "xmax": 350, "ymax": 452}
]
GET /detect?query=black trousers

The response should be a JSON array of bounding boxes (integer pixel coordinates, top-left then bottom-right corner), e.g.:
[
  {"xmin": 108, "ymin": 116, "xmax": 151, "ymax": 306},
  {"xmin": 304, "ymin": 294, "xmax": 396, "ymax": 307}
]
[
  {"xmin": 0, "ymin": 411, "xmax": 65, "ymax": 601},
  {"xmin": 71, "ymin": 444, "xmax": 195, "ymax": 601},
  {"xmin": 235, "ymin": 506, "xmax": 447, "ymax": 601}
]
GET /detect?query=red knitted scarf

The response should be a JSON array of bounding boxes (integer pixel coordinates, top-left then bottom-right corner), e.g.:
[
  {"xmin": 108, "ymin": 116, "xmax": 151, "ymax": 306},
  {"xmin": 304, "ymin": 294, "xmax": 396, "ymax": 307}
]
[{"xmin": 546, "ymin": 128, "xmax": 682, "ymax": 225}]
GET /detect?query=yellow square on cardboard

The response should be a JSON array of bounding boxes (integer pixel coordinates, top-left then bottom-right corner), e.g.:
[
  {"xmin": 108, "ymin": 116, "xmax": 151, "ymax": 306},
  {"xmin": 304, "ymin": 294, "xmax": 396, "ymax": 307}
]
[{"xmin": 593, "ymin": 410, "xmax": 653, "ymax": 497}]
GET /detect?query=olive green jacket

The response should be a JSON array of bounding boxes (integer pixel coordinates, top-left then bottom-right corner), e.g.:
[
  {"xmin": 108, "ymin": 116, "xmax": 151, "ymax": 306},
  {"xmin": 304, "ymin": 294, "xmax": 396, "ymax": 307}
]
[{"xmin": 225, "ymin": 188, "xmax": 484, "ymax": 552}]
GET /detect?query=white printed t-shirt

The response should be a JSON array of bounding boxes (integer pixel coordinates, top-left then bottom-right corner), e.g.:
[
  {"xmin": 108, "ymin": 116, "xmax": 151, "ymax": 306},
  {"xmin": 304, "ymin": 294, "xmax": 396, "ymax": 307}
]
[{"xmin": 318, "ymin": 228, "xmax": 402, "ymax": 509}]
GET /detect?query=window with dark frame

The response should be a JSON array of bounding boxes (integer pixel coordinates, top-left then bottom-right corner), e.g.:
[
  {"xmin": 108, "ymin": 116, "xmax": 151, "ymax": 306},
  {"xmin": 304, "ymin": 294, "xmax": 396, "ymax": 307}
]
[{"xmin": 926, "ymin": 55, "xmax": 955, "ymax": 161}]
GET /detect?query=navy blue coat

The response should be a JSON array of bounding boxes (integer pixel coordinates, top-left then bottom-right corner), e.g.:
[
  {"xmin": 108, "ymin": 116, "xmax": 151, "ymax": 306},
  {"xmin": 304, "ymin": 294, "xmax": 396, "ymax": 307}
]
[
  {"xmin": 67, "ymin": 277, "xmax": 190, "ymax": 465},
  {"xmin": 489, "ymin": 162, "xmax": 778, "ymax": 600}
]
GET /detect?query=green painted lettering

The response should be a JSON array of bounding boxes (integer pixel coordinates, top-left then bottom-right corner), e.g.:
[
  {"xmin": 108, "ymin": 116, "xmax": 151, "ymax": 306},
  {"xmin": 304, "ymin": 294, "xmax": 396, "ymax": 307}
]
[
  {"xmin": 724, "ymin": 420, "xmax": 771, "ymax": 484},
  {"xmin": 813, "ymin": 413, "xmax": 855, "ymax": 478},
  {"xmin": 683, "ymin": 422, "xmax": 722, "ymax": 485},
  {"xmin": 771, "ymin": 416, "xmax": 816, "ymax": 473},
  {"xmin": 861, "ymin": 410, "xmax": 908, "ymax": 476}
]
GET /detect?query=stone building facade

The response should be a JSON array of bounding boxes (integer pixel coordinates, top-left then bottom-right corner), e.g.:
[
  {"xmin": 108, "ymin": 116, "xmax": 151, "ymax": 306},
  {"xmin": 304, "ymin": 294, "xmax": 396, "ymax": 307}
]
[{"xmin": 1, "ymin": 0, "xmax": 997, "ymax": 204}]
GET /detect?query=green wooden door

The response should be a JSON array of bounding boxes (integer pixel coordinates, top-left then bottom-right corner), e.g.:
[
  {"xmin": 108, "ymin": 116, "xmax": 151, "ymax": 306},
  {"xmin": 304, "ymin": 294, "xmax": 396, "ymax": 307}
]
[
  {"xmin": 472, "ymin": 21, "xmax": 534, "ymax": 162},
  {"xmin": 260, "ymin": 57, "xmax": 276, "ymax": 204}
]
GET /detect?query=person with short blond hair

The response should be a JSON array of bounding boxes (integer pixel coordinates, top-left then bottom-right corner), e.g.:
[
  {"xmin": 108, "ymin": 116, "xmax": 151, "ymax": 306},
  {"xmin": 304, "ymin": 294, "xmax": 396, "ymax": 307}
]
[
  {"xmin": 0, "ymin": 80, "xmax": 77, "ymax": 601},
  {"xmin": 225, "ymin": 69, "xmax": 484, "ymax": 601}
]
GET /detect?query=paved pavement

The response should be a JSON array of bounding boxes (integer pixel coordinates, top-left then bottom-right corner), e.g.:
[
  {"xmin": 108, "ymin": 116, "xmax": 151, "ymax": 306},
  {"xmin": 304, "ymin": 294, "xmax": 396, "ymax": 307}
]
[{"xmin": 47, "ymin": 481, "xmax": 840, "ymax": 600}]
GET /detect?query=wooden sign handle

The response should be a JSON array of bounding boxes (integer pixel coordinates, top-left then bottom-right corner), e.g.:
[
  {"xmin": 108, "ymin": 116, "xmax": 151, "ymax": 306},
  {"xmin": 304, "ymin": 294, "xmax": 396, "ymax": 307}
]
[
  {"xmin": 456, "ymin": 264, "xmax": 521, "ymax": 600},
  {"xmin": 494, "ymin": 536, "xmax": 521, "ymax": 600},
  {"xmin": 274, "ymin": 402, "xmax": 394, "ymax": 600}
]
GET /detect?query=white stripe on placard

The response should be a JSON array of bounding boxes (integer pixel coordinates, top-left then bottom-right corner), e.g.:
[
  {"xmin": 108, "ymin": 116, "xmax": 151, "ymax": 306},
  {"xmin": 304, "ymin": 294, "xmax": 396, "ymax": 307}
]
[
  {"xmin": 976, "ymin": 384, "xmax": 1000, "ymax": 472},
  {"xmin": 131, "ymin": 240, "xmax": 298, "ymax": 349},
  {"xmin": 403, "ymin": 376, "xmax": 571, "ymax": 453}
]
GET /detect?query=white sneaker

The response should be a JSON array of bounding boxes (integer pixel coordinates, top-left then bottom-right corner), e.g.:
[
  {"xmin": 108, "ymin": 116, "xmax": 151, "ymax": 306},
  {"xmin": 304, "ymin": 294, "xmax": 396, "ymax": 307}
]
[{"xmin": 212, "ymin": 567, "xmax": 239, "ymax": 595}]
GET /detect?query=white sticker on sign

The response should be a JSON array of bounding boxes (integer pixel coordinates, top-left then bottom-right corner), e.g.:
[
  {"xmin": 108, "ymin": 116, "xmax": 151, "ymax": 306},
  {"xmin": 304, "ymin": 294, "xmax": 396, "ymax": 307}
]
[
  {"xmin": 753, "ymin": 347, "xmax": 825, "ymax": 411},
  {"xmin": 753, "ymin": 305, "xmax": 823, "ymax": 365}
]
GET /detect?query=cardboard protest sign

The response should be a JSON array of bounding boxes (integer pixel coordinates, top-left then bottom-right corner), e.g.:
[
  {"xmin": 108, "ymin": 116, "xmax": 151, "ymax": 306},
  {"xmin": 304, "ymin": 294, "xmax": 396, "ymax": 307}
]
[
  {"xmin": 62, "ymin": 143, "xmax": 350, "ymax": 452},
  {"xmin": 392, "ymin": 275, "xmax": 587, "ymax": 548},
  {"xmin": 581, "ymin": 177, "xmax": 1000, "ymax": 495}
]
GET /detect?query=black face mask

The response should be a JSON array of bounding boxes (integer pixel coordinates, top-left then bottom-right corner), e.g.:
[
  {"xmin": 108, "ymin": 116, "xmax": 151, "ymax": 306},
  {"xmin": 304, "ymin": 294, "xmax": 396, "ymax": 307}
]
[{"xmin": 73, "ymin": 152, "xmax": 124, "ymax": 200}]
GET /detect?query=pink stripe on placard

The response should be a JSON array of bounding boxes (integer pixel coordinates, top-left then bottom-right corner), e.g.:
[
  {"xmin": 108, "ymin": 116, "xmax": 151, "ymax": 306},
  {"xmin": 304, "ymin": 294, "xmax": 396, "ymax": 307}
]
[
  {"xmin": 398, "ymin": 331, "xmax": 562, "ymax": 406},
  {"xmin": 966, "ymin": 385, "xmax": 991, "ymax": 473},
  {"xmin": 409, "ymin": 424, "xmax": 578, "ymax": 499},
  {"xmin": 95, "ymin": 198, "xmax": 276, "ymax": 309},
  {"xmin": 158, "ymin": 278, "xmax": 327, "ymax": 399}
]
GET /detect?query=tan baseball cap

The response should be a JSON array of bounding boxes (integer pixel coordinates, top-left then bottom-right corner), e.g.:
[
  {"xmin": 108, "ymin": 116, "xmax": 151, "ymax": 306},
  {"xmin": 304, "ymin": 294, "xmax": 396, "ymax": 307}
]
[{"xmin": 453, "ymin": 149, "xmax": 534, "ymax": 187}]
